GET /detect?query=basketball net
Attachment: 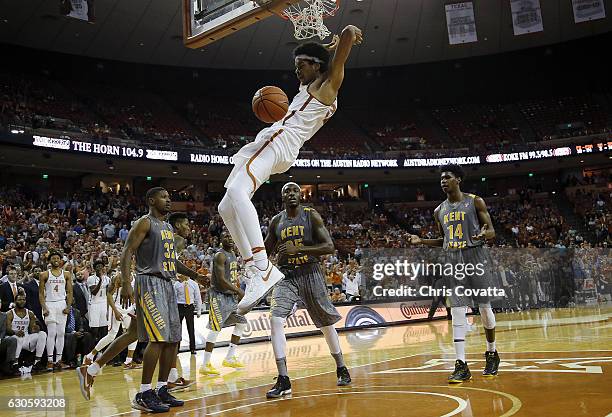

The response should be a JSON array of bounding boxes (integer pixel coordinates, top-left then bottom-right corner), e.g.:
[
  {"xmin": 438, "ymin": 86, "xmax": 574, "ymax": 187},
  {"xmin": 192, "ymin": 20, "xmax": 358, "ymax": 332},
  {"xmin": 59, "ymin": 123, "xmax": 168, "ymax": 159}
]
[{"xmin": 281, "ymin": 0, "xmax": 338, "ymax": 40}]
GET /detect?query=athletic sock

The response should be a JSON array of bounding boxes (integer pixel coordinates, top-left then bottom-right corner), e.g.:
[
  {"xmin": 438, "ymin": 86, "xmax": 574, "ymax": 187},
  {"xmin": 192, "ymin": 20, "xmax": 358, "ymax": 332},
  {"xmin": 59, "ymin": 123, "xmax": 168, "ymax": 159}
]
[
  {"xmin": 124, "ymin": 357, "xmax": 133, "ymax": 365},
  {"xmin": 156, "ymin": 381, "xmax": 167, "ymax": 390},
  {"xmin": 226, "ymin": 343, "xmax": 237, "ymax": 359},
  {"xmin": 275, "ymin": 357, "xmax": 288, "ymax": 377},
  {"xmin": 454, "ymin": 340, "xmax": 466, "ymax": 362},
  {"xmin": 486, "ymin": 341, "xmax": 496, "ymax": 352},
  {"xmin": 87, "ymin": 362, "xmax": 101, "ymax": 376},
  {"xmin": 139, "ymin": 384, "xmax": 151, "ymax": 393},
  {"xmin": 332, "ymin": 352, "xmax": 345, "ymax": 368},
  {"xmin": 253, "ymin": 250, "xmax": 268, "ymax": 270},
  {"xmin": 203, "ymin": 350, "xmax": 212, "ymax": 365},
  {"xmin": 86, "ymin": 353, "xmax": 95, "ymax": 361},
  {"xmin": 168, "ymin": 368, "xmax": 179, "ymax": 383}
]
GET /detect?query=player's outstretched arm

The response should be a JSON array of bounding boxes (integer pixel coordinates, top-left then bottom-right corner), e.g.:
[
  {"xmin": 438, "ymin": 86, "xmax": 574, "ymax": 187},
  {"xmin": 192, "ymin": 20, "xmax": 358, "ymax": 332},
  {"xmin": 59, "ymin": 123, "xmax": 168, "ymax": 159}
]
[
  {"xmin": 408, "ymin": 207, "xmax": 444, "ymax": 247},
  {"xmin": 325, "ymin": 25, "xmax": 363, "ymax": 92},
  {"xmin": 176, "ymin": 261, "xmax": 208, "ymax": 286}
]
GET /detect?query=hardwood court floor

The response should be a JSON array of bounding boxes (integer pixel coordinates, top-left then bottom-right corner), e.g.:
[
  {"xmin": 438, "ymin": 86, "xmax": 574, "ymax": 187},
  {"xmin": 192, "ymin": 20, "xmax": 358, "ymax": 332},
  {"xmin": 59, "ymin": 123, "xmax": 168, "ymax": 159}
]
[{"xmin": 1, "ymin": 305, "xmax": 611, "ymax": 416}]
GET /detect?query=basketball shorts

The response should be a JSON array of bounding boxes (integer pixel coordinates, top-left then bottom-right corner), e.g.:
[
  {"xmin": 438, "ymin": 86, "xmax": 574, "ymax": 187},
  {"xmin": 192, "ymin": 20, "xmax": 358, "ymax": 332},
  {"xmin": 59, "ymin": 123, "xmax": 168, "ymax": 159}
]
[
  {"xmin": 44, "ymin": 300, "xmax": 68, "ymax": 325},
  {"xmin": 207, "ymin": 289, "xmax": 247, "ymax": 331},
  {"xmin": 135, "ymin": 275, "xmax": 181, "ymax": 343},
  {"xmin": 225, "ymin": 128, "xmax": 297, "ymax": 192},
  {"xmin": 443, "ymin": 246, "xmax": 502, "ymax": 307},
  {"xmin": 88, "ymin": 302, "xmax": 108, "ymax": 328},
  {"xmin": 271, "ymin": 263, "xmax": 341, "ymax": 328}
]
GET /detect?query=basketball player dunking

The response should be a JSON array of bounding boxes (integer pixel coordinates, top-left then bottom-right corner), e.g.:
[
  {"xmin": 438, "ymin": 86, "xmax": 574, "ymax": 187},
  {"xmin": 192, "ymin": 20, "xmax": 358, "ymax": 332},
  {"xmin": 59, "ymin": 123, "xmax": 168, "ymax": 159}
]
[
  {"xmin": 39, "ymin": 250, "xmax": 73, "ymax": 371},
  {"xmin": 264, "ymin": 182, "xmax": 351, "ymax": 398},
  {"xmin": 219, "ymin": 25, "xmax": 363, "ymax": 312},
  {"xmin": 408, "ymin": 164, "xmax": 501, "ymax": 383},
  {"xmin": 199, "ymin": 230, "xmax": 247, "ymax": 376},
  {"xmin": 76, "ymin": 189, "xmax": 204, "ymax": 411}
]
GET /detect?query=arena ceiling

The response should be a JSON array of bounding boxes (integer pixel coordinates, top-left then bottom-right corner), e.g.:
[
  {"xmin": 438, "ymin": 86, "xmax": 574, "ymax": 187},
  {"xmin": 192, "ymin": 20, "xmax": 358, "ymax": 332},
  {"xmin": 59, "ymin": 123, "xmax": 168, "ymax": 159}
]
[{"xmin": 1, "ymin": 0, "xmax": 611, "ymax": 70}]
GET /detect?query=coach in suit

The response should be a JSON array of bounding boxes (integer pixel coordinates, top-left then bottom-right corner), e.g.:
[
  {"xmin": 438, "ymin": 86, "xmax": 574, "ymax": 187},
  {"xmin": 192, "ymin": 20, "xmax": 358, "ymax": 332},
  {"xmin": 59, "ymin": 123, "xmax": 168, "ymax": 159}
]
[
  {"xmin": 63, "ymin": 305, "xmax": 94, "ymax": 368},
  {"xmin": 0, "ymin": 266, "xmax": 20, "ymax": 312},
  {"xmin": 72, "ymin": 272, "xmax": 90, "ymax": 325},
  {"xmin": 19, "ymin": 271, "xmax": 45, "ymax": 329}
]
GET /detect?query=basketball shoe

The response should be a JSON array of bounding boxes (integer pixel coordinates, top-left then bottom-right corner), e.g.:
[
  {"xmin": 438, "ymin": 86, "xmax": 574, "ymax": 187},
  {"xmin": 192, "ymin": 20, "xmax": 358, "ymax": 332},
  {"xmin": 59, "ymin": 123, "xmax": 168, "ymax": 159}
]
[
  {"xmin": 76, "ymin": 365, "xmax": 95, "ymax": 400},
  {"xmin": 167, "ymin": 377, "xmax": 195, "ymax": 392},
  {"xmin": 483, "ymin": 351, "xmax": 500, "ymax": 377},
  {"xmin": 223, "ymin": 356, "xmax": 245, "ymax": 369},
  {"xmin": 199, "ymin": 362, "xmax": 220, "ymax": 376},
  {"xmin": 448, "ymin": 360, "xmax": 472, "ymax": 384},
  {"xmin": 156, "ymin": 386, "xmax": 184, "ymax": 407},
  {"xmin": 237, "ymin": 262, "xmax": 284, "ymax": 312},
  {"xmin": 337, "ymin": 366, "xmax": 351, "ymax": 386},
  {"xmin": 266, "ymin": 375, "xmax": 292, "ymax": 398},
  {"xmin": 132, "ymin": 390, "xmax": 169, "ymax": 413}
]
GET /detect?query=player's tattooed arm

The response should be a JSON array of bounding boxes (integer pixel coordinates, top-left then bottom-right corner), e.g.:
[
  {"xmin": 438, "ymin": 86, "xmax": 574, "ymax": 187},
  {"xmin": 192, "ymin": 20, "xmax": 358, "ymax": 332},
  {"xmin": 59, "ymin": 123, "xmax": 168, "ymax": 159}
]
[
  {"xmin": 264, "ymin": 214, "xmax": 281, "ymax": 255},
  {"xmin": 473, "ymin": 197, "xmax": 496, "ymax": 241},
  {"xmin": 408, "ymin": 206, "xmax": 444, "ymax": 247}
]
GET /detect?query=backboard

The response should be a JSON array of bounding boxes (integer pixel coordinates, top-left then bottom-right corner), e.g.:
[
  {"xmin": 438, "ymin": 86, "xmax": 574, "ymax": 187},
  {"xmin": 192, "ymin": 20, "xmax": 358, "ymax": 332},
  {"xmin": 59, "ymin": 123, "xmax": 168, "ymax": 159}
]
[{"xmin": 183, "ymin": 0, "xmax": 298, "ymax": 48}]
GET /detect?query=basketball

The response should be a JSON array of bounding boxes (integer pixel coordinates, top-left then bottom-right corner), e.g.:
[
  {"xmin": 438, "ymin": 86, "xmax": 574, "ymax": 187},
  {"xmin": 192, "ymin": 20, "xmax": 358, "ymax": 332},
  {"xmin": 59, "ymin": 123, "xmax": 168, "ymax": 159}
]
[{"xmin": 252, "ymin": 86, "xmax": 289, "ymax": 123}]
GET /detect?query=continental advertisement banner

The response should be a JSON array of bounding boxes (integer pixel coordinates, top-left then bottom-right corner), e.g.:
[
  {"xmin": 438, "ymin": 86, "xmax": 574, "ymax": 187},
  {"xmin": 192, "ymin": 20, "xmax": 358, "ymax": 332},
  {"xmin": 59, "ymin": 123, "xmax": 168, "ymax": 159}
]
[{"xmin": 179, "ymin": 300, "xmax": 448, "ymax": 351}]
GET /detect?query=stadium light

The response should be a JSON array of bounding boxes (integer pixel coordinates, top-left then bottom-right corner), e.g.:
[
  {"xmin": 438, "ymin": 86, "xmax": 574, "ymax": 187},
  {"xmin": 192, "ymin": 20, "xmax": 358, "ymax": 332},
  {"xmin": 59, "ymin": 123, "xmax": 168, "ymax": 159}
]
[
  {"xmin": 528, "ymin": 173, "xmax": 534, "ymax": 177},
  {"xmin": 481, "ymin": 177, "xmax": 486, "ymax": 182}
]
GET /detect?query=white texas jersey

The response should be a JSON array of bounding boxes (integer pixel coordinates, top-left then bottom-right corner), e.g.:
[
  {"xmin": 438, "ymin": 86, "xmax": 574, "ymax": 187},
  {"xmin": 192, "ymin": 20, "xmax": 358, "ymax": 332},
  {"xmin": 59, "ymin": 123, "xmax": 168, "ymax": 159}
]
[
  {"xmin": 275, "ymin": 83, "xmax": 337, "ymax": 143},
  {"xmin": 258, "ymin": 84, "xmax": 337, "ymax": 164},
  {"xmin": 88, "ymin": 274, "xmax": 111, "ymax": 304},
  {"xmin": 46, "ymin": 269, "xmax": 67, "ymax": 302},
  {"xmin": 11, "ymin": 309, "xmax": 31, "ymax": 335}
]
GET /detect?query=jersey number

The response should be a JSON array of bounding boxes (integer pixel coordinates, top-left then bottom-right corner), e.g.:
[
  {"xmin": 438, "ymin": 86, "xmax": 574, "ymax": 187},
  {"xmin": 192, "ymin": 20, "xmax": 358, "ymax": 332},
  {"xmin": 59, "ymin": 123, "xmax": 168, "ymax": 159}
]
[
  {"xmin": 448, "ymin": 224, "xmax": 464, "ymax": 240},
  {"xmin": 54, "ymin": 285, "xmax": 59, "ymax": 292},
  {"xmin": 163, "ymin": 242, "xmax": 176, "ymax": 260}
]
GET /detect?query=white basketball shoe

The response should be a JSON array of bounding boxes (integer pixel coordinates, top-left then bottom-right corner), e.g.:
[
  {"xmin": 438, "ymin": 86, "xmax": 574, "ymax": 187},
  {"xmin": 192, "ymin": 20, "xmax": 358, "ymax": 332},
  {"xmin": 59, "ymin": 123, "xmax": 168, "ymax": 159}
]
[{"xmin": 237, "ymin": 262, "xmax": 284, "ymax": 312}]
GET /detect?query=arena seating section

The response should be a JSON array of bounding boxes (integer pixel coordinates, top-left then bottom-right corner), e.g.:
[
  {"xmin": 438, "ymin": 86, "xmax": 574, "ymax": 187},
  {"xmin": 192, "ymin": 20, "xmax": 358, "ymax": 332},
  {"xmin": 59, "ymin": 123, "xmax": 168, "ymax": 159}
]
[{"xmin": 2, "ymin": 72, "xmax": 611, "ymax": 156}]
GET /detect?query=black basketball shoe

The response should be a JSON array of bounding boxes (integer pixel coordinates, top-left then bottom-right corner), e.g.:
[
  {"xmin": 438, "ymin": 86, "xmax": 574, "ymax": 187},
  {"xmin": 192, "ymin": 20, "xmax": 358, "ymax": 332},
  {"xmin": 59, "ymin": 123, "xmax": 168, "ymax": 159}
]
[
  {"xmin": 132, "ymin": 390, "xmax": 170, "ymax": 413},
  {"xmin": 266, "ymin": 375, "xmax": 292, "ymax": 398},
  {"xmin": 448, "ymin": 360, "xmax": 472, "ymax": 384},
  {"xmin": 483, "ymin": 351, "xmax": 500, "ymax": 377},
  {"xmin": 337, "ymin": 366, "xmax": 352, "ymax": 386},
  {"xmin": 157, "ymin": 385, "xmax": 184, "ymax": 407}
]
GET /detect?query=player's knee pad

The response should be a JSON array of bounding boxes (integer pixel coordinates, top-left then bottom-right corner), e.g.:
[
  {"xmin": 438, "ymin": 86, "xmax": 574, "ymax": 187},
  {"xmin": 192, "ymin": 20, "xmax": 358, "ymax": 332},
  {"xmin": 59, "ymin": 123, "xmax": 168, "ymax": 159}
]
[
  {"xmin": 479, "ymin": 304, "xmax": 496, "ymax": 329},
  {"xmin": 206, "ymin": 330, "xmax": 220, "ymax": 344},
  {"xmin": 233, "ymin": 323, "xmax": 247, "ymax": 338},
  {"xmin": 451, "ymin": 307, "xmax": 468, "ymax": 341}
]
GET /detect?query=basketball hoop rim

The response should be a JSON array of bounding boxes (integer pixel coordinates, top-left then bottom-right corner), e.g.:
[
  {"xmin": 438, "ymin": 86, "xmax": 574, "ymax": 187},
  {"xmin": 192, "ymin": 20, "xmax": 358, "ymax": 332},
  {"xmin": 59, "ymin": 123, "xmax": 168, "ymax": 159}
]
[{"xmin": 279, "ymin": 0, "xmax": 340, "ymax": 20}]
